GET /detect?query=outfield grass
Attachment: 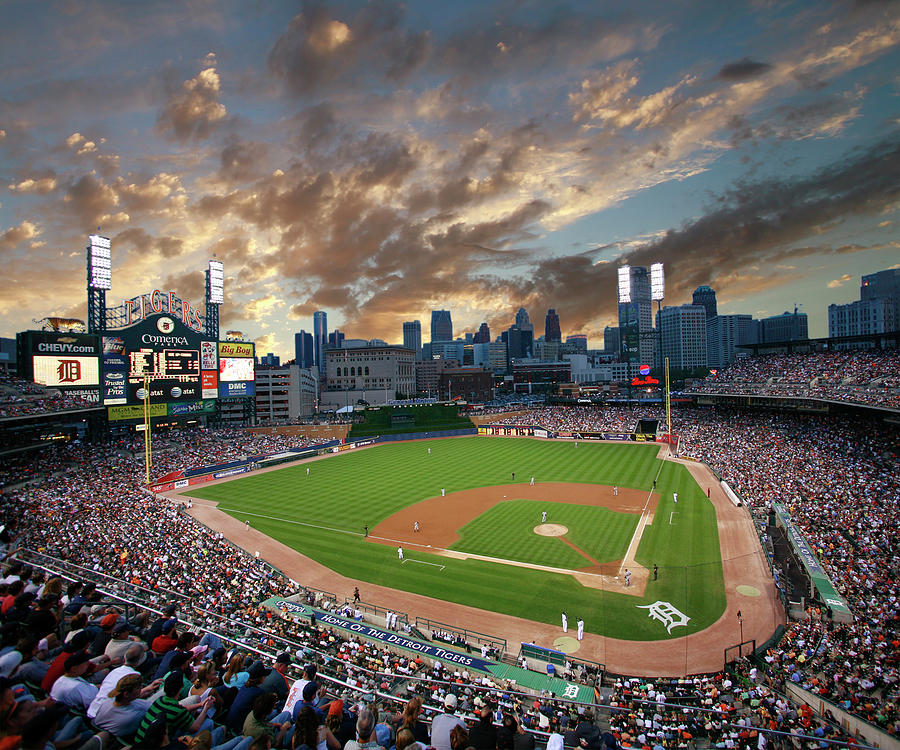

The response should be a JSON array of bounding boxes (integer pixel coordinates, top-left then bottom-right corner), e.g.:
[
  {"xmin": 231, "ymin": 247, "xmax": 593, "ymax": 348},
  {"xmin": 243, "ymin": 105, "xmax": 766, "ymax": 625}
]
[{"xmin": 186, "ymin": 437, "xmax": 725, "ymax": 641}]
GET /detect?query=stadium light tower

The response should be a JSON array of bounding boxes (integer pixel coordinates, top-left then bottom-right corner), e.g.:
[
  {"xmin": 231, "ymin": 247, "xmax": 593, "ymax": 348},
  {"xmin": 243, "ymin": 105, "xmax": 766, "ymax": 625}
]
[
  {"xmin": 650, "ymin": 262, "xmax": 665, "ymax": 305},
  {"xmin": 205, "ymin": 259, "xmax": 224, "ymax": 340},
  {"xmin": 87, "ymin": 234, "xmax": 111, "ymax": 334},
  {"xmin": 617, "ymin": 265, "xmax": 632, "ymax": 304}
]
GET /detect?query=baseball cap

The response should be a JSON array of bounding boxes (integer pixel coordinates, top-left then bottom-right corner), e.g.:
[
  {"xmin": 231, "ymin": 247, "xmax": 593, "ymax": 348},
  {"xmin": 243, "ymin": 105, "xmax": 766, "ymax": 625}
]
[
  {"xmin": 302, "ymin": 681, "xmax": 320, "ymax": 700},
  {"xmin": 248, "ymin": 662, "xmax": 271, "ymax": 679},
  {"xmin": 444, "ymin": 693, "xmax": 458, "ymax": 709},
  {"xmin": 276, "ymin": 652, "xmax": 292, "ymax": 664},
  {"xmin": 100, "ymin": 613, "xmax": 118, "ymax": 629},
  {"xmin": 113, "ymin": 622, "xmax": 131, "ymax": 635}
]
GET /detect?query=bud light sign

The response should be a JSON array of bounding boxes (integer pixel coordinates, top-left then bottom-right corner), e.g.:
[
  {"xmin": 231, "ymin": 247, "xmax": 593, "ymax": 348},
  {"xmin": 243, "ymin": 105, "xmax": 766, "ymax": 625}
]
[{"xmin": 219, "ymin": 381, "xmax": 255, "ymax": 398}]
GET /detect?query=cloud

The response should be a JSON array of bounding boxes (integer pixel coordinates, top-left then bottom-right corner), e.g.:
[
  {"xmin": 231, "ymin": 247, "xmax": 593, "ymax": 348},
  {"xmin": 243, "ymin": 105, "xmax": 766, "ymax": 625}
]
[
  {"xmin": 157, "ymin": 66, "xmax": 227, "ymax": 142},
  {"xmin": 827, "ymin": 273, "xmax": 854, "ymax": 288},
  {"xmin": 9, "ymin": 176, "xmax": 57, "ymax": 194},
  {"xmin": 268, "ymin": 2, "xmax": 430, "ymax": 95},
  {"xmin": 0, "ymin": 220, "xmax": 39, "ymax": 253},
  {"xmin": 717, "ymin": 58, "xmax": 773, "ymax": 81}
]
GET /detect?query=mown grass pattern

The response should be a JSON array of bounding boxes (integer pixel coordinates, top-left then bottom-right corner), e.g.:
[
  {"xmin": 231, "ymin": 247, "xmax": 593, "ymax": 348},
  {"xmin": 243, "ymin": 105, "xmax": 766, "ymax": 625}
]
[{"xmin": 187, "ymin": 437, "xmax": 725, "ymax": 640}]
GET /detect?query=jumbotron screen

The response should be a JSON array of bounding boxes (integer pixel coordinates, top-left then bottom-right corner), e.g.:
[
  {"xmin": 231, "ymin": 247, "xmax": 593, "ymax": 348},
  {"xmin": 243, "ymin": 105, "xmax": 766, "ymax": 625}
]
[{"xmin": 129, "ymin": 348, "xmax": 200, "ymax": 379}]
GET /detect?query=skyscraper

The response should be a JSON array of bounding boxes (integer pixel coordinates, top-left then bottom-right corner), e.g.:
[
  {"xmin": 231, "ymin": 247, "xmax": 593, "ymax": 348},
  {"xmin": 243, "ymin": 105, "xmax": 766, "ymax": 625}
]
[
  {"xmin": 617, "ymin": 266, "xmax": 654, "ymax": 364},
  {"xmin": 313, "ymin": 311, "xmax": 327, "ymax": 371},
  {"xmin": 692, "ymin": 286, "xmax": 718, "ymax": 320},
  {"xmin": 657, "ymin": 304, "xmax": 708, "ymax": 370},
  {"xmin": 473, "ymin": 322, "xmax": 491, "ymax": 343},
  {"xmin": 294, "ymin": 330, "xmax": 314, "ymax": 368},
  {"xmin": 431, "ymin": 309, "xmax": 453, "ymax": 342},
  {"xmin": 515, "ymin": 307, "xmax": 533, "ymax": 332},
  {"xmin": 544, "ymin": 309, "xmax": 561, "ymax": 342},
  {"xmin": 402, "ymin": 321, "xmax": 422, "ymax": 360}
]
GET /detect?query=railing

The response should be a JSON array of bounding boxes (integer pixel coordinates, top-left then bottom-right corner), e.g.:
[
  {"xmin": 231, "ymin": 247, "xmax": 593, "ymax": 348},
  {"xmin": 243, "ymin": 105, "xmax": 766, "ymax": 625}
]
[{"xmin": 414, "ymin": 616, "xmax": 506, "ymax": 657}]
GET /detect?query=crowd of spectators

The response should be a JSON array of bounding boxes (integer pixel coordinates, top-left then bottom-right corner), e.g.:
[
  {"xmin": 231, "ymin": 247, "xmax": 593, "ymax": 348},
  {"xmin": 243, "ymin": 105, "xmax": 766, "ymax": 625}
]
[
  {"xmin": 0, "ymin": 400, "xmax": 897, "ymax": 747},
  {"xmin": 489, "ymin": 407, "xmax": 662, "ymax": 434},
  {"xmin": 675, "ymin": 408, "xmax": 899, "ymax": 734},
  {"xmin": 688, "ymin": 350, "xmax": 900, "ymax": 409},
  {"xmin": 0, "ymin": 376, "xmax": 98, "ymax": 418}
]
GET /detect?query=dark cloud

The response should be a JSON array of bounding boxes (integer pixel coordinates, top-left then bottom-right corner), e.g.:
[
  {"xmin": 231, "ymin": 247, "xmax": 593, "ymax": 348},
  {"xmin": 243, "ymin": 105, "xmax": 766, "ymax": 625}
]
[
  {"xmin": 621, "ymin": 134, "xmax": 900, "ymax": 301},
  {"xmin": 218, "ymin": 140, "xmax": 270, "ymax": 185},
  {"xmin": 268, "ymin": 1, "xmax": 429, "ymax": 96},
  {"xmin": 157, "ymin": 66, "xmax": 227, "ymax": 142},
  {"xmin": 114, "ymin": 228, "xmax": 186, "ymax": 259},
  {"xmin": 717, "ymin": 58, "xmax": 773, "ymax": 81},
  {"xmin": 62, "ymin": 173, "xmax": 119, "ymax": 226}
]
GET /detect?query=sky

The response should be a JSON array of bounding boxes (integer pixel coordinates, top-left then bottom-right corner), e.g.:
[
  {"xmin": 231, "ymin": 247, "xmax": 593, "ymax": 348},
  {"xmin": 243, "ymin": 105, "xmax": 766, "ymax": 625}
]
[{"xmin": 1, "ymin": 0, "xmax": 899, "ymax": 358}]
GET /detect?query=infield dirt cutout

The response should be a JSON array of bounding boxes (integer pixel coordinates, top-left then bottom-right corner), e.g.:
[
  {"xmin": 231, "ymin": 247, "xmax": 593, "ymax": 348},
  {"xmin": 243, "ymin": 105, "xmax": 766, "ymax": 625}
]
[
  {"xmin": 175, "ymin": 444, "xmax": 784, "ymax": 675},
  {"xmin": 369, "ymin": 482, "xmax": 657, "ymax": 594}
]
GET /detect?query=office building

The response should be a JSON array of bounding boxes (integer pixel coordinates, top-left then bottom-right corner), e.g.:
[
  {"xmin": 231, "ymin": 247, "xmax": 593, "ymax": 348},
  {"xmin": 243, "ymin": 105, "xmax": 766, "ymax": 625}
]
[
  {"xmin": 692, "ymin": 285, "xmax": 718, "ymax": 320},
  {"xmin": 439, "ymin": 366, "xmax": 494, "ymax": 402},
  {"xmin": 402, "ymin": 321, "xmax": 422, "ymax": 360},
  {"xmin": 473, "ymin": 322, "xmax": 491, "ymax": 343},
  {"xmin": 707, "ymin": 314, "xmax": 754, "ymax": 368},
  {"xmin": 760, "ymin": 309, "xmax": 808, "ymax": 343},
  {"xmin": 617, "ymin": 266, "xmax": 655, "ymax": 365},
  {"xmin": 502, "ymin": 326, "xmax": 533, "ymax": 362},
  {"xmin": 565, "ymin": 334, "xmax": 588, "ymax": 353},
  {"xmin": 431, "ymin": 309, "xmax": 453, "ymax": 342},
  {"xmin": 258, "ymin": 352, "xmax": 280, "ymax": 367},
  {"xmin": 657, "ymin": 304, "xmax": 708, "ymax": 370},
  {"xmin": 515, "ymin": 307, "xmax": 534, "ymax": 333},
  {"xmin": 313, "ymin": 311, "xmax": 327, "ymax": 370},
  {"xmin": 415, "ymin": 356, "xmax": 458, "ymax": 397},
  {"xmin": 322, "ymin": 345, "xmax": 416, "ymax": 410},
  {"xmin": 327, "ymin": 329, "xmax": 345, "ymax": 349},
  {"xmin": 856, "ymin": 268, "xmax": 899, "ymax": 332},
  {"xmin": 294, "ymin": 331, "xmax": 314, "ymax": 368},
  {"xmin": 603, "ymin": 326, "xmax": 620, "ymax": 354},
  {"xmin": 544, "ymin": 309, "xmax": 561, "ymax": 342},
  {"xmin": 828, "ymin": 298, "xmax": 896, "ymax": 338},
  {"xmin": 254, "ymin": 364, "xmax": 318, "ymax": 423}
]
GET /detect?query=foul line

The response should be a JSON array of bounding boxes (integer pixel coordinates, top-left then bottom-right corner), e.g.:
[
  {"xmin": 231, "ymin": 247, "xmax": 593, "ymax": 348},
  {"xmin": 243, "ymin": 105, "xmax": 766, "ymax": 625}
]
[
  {"xmin": 619, "ymin": 458, "xmax": 667, "ymax": 576},
  {"xmin": 402, "ymin": 559, "xmax": 445, "ymax": 570},
  {"xmin": 218, "ymin": 508, "xmax": 365, "ymax": 538}
]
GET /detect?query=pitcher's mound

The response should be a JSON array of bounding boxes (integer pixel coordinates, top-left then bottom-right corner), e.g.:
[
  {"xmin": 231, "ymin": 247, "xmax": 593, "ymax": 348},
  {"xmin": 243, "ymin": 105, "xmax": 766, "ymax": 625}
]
[{"xmin": 535, "ymin": 523, "xmax": 568, "ymax": 536}]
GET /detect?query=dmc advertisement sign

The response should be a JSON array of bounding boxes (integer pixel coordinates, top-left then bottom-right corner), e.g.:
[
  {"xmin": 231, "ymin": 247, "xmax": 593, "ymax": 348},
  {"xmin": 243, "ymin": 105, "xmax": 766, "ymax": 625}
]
[{"xmin": 219, "ymin": 380, "xmax": 255, "ymax": 398}]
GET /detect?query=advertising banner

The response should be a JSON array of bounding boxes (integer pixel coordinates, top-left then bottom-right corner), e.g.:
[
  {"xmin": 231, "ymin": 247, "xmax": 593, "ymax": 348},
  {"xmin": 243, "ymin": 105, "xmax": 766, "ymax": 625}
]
[
  {"xmin": 168, "ymin": 400, "xmax": 216, "ymax": 416},
  {"xmin": 219, "ymin": 357, "xmax": 255, "ymax": 382},
  {"xmin": 103, "ymin": 370, "xmax": 127, "ymax": 405},
  {"xmin": 102, "ymin": 335, "xmax": 128, "ymax": 371},
  {"xmin": 27, "ymin": 331, "xmax": 100, "ymax": 356},
  {"xmin": 201, "ymin": 341, "xmax": 217, "ymax": 370},
  {"xmin": 108, "ymin": 403, "xmax": 168, "ymax": 421},
  {"xmin": 219, "ymin": 381, "xmax": 255, "ymax": 398},
  {"xmin": 33, "ymin": 355, "xmax": 99, "ymax": 387},
  {"xmin": 128, "ymin": 379, "xmax": 201, "ymax": 404},
  {"xmin": 263, "ymin": 599, "xmax": 493, "ymax": 671},
  {"xmin": 218, "ymin": 342, "xmax": 254, "ymax": 358},
  {"xmin": 201, "ymin": 371, "xmax": 218, "ymax": 399}
]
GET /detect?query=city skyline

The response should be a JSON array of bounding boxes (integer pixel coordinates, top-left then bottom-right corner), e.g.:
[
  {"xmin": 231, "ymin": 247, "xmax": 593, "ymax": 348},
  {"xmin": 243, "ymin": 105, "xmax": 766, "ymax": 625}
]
[{"xmin": 2, "ymin": 1, "xmax": 899, "ymax": 359}]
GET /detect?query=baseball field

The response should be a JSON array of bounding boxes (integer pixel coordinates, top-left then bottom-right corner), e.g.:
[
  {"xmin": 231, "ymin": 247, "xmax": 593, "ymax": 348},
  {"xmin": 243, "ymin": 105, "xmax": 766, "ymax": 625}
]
[{"xmin": 185, "ymin": 437, "xmax": 725, "ymax": 641}]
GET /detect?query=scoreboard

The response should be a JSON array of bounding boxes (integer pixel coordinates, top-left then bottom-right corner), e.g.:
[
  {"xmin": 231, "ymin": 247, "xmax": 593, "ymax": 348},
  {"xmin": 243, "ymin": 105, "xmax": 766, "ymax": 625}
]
[{"xmin": 129, "ymin": 349, "xmax": 200, "ymax": 380}]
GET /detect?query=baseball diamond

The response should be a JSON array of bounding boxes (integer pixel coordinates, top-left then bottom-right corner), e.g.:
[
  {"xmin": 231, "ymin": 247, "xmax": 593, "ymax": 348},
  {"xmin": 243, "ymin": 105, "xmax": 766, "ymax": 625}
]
[{"xmin": 179, "ymin": 435, "xmax": 779, "ymax": 674}]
